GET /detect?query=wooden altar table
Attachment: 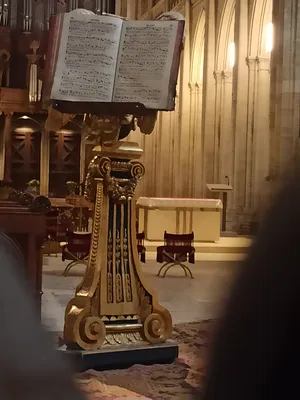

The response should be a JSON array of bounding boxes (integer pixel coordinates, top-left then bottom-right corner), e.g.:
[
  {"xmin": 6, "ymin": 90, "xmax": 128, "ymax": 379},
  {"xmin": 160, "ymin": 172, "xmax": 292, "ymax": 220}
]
[{"xmin": 137, "ymin": 197, "xmax": 223, "ymax": 242}]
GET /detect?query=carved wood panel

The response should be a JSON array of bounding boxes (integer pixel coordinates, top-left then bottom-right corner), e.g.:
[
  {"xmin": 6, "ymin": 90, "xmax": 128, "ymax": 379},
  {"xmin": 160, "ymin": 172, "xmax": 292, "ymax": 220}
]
[
  {"xmin": 49, "ymin": 131, "xmax": 81, "ymax": 197},
  {"xmin": 11, "ymin": 129, "xmax": 41, "ymax": 190}
]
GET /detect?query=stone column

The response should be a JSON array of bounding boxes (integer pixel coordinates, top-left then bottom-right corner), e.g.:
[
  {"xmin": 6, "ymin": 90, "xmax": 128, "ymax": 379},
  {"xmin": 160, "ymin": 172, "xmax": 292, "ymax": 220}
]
[
  {"xmin": 178, "ymin": 0, "xmax": 191, "ymax": 197},
  {"xmin": 40, "ymin": 130, "xmax": 50, "ymax": 195},
  {"xmin": 189, "ymin": 82, "xmax": 202, "ymax": 198},
  {"xmin": 270, "ymin": 0, "xmax": 300, "ymax": 181},
  {"xmin": 252, "ymin": 57, "xmax": 271, "ymax": 211},
  {"xmin": 219, "ymin": 70, "xmax": 233, "ymax": 193},
  {"xmin": 126, "ymin": 1, "xmax": 136, "ymax": 19},
  {"xmin": 170, "ymin": 93, "xmax": 180, "ymax": 197},
  {"xmin": 3, "ymin": 112, "xmax": 13, "ymax": 182},
  {"xmin": 245, "ymin": 56, "xmax": 257, "ymax": 209},
  {"xmin": 202, "ymin": 0, "xmax": 216, "ymax": 194},
  {"xmin": 213, "ymin": 70, "xmax": 222, "ymax": 183},
  {"xmin": 115, "ymin": 0, "xmax": 121, "ymax": 15},
  {"xmin": 232, "ymin": 0, "xmax": 249, "ymax": 210}
]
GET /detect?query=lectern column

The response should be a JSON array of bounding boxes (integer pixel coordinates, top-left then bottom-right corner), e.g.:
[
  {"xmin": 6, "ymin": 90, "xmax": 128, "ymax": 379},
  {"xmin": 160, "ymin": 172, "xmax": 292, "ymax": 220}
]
[{"xmin": 63, "ymin": 142, "xmax": 173, "ymax": 351}]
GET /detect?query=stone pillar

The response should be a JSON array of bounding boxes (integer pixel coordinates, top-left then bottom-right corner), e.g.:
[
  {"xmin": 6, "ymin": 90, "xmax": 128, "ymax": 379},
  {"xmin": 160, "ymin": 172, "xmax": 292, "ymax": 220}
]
[
  {"xmin": 219, "ymin": 70, "xmax": 233, "ymax": 196},
  {"xmin": 232, "ymin": 0, "xmax": 249, "ymax": 210},
  {"xmin": 115, "ymin": 0, "xmax": 121, "ymax": 15},
  {"xmin": 168, "ymin": 83, "xmax": 181, "ymax": 198},
  {"xmin": 178, "ymin": 0, "xmax": 191, "ymax": 197},
  {"xmin": 213, "ymin": 70, "xmax": 222, "ymax": 183},
  {"xmin": 245, "ymin": 56, "xmax": 257, "ymax": 209},
  {"xmin": 202, "ymin": 0, "xmax": 216, "ymax": 194},
  {"xmin": 270, "ymin": 0, "xmax": 300, "ymax": 181},
  {"xmin": 40, "ymin": 130, "xmax": 50, "ymax": 195},
  {"xmin": 126, "ymin": 1, "xmax": 136, "ymax": 19},
  {"xmin": 189, "ymin": 82, "xmax": 202, "ymax": 198},
  {"xmin": 3, "ymin": 112, "xmax": 13, "ymax": 182},
  {"xmin": 252, "ymin": 57, "xmax": 271, "ymax": 211}
]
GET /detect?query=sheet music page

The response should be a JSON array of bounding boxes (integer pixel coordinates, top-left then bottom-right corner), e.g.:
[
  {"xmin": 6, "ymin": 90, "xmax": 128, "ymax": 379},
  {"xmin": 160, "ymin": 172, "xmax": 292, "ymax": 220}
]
[
  {"xmin": 112, "ymin": 20, "xmax": 179, "ymax": 109},
  {"xmin": 51, "ymin": 13, "xmax": 123, "ymax": 102}
]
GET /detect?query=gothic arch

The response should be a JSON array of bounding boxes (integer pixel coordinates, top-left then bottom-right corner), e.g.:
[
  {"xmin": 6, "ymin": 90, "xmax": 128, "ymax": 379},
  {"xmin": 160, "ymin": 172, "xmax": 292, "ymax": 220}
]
[
  {"xmin": 216, "ymin": 0, "xmax": 235, "ymax": 71},
  {"xmin": 190, "ymin": 8, "xmax": 206, "ymax": 83},
  {"xmin": 249, "ymin": 0, "xmax": 273, "ymax": 57}
]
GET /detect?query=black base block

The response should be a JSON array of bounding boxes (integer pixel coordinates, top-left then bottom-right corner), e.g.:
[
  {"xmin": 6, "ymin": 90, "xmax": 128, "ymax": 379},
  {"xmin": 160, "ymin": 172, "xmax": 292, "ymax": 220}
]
[{"xmin": 57, "ymin": 341, "xmax": 178, "ymax": 372}]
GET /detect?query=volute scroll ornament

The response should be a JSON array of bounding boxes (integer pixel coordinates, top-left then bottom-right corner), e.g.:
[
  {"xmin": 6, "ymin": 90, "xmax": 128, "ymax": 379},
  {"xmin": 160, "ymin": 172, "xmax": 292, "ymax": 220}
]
[{"xmin": 85, "ymin": 154, "xmax": 145, "ymax": 204}]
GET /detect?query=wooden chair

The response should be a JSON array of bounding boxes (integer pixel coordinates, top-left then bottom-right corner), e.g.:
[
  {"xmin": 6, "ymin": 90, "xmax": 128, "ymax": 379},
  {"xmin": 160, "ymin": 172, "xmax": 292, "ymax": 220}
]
[
  {"xmin": 57, "ymin": 211, "xmax": 74, "ymax": 243},
  {"xmin": 46, "ymin": 208, "xmax": 59, "ymax": 242},
  {"xmin": 61, "ymin": 231, "xmax": 91, "ymax": 276},
  {"xmin": 137, "ymin": 232, "xmax": 146, "ymax": 263},
  {"xmin": 156, "ymin": 232, "xmax": 195, "ymax": 278},
  {"xmin": 45, "ymin": 208, "xmax": 59, "ymax": 256}
]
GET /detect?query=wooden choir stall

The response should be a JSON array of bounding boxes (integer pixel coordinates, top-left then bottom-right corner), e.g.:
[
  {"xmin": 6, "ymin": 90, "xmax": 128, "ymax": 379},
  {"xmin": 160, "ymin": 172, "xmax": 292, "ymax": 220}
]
[{"xmin": 0, "ymin": 191, "xmax": 50, "ymax": 315}]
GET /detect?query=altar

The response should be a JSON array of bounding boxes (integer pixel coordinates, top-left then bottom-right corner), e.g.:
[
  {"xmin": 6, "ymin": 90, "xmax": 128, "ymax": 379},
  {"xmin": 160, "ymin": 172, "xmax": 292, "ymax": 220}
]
[{"xmin": 137, "ymin": 197, "xmax": 223, "ymax": 242}]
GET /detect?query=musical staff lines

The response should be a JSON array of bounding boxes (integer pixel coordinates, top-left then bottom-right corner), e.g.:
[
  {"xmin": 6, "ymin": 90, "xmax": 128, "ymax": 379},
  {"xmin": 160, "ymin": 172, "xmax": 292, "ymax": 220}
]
[
  {"xmin": 51, "ymin": 14, "xmax": 122, "ymax": 102},
  {"xmin": 113, "ymin": 21, "xmax": 178, "ymax": 108}
]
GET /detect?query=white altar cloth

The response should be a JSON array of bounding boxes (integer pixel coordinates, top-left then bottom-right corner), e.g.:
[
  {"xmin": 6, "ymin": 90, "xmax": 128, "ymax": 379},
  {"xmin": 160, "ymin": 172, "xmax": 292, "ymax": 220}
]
[
  {"xmin": 137, "ymin": 197, "xmax": 223, "ymax": 209},
  {"xmin": 137, "ymin": 197, "xmax": 223, "ymax": 242}
]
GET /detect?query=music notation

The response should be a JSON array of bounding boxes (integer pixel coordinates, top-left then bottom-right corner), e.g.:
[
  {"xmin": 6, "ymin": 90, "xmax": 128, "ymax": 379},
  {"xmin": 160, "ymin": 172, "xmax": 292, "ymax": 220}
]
[
  {"xmin": 50, "ymin": 13, "xmax": 183, "ymax": 109},
  {"xmin": 52, "ymin": 14, "xmax": 123, "ymax": 102},
  {"xmin": 113, "ymin": 21, "xmax": 178, "ymax": 108}
]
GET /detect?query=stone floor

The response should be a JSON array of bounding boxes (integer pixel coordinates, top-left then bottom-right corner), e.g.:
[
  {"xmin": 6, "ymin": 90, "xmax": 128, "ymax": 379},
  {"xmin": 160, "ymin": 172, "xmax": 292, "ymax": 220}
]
[{"xmin": 42, "ymin": 255, "xmax": 241, "ymax": 332}]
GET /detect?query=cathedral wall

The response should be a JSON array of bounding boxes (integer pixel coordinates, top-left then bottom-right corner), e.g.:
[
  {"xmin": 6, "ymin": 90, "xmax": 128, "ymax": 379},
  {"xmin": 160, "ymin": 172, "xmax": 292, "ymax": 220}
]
[{"xmin": 130, "ymin": 0, "xmax": 274, "ymax": 233}]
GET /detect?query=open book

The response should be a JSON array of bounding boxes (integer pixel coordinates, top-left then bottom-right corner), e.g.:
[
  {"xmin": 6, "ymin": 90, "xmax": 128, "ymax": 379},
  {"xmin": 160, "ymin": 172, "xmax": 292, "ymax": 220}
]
[{"xmin": 44, "ymin": 11, "xmax": 184, "ymax": 111}]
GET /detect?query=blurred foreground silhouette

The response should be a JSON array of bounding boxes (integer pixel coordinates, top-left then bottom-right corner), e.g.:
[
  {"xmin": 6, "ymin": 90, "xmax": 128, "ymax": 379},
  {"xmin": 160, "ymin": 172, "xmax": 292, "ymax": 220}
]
[
  {"xmin": 0, "ymin": 233, "xmax": 85, "ymax": 399},
  {"xmin": 203, "ymin": 165, "xmax": 300, "ymax": 399}
]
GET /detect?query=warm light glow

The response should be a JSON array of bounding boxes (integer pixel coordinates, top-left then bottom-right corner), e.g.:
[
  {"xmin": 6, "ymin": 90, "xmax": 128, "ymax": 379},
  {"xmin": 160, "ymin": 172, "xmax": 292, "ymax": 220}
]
[
  {"xmin": 15, "ymin": 127, "xmax": 34, "ymax": 133},
  {"xmin": 266, "ymin": 22, "xmax": 273, "ymax": 53},
  {"xmin": 229, "ymin": 42, "xmax": 235, "ymax": 68},
  {"xmin": 57, "ymin": 129, "xmax": 73, "ymax": 134},
  {"xmin": 20, "ymin": 115, "xmax": 30, "ymax": 120}
]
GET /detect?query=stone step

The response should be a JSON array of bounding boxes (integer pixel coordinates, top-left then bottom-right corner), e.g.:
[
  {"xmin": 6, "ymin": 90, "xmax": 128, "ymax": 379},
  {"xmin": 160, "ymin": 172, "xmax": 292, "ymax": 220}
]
[{"xmin": 144, "ymin": 236, "xmax": 252, "ymax": 255}]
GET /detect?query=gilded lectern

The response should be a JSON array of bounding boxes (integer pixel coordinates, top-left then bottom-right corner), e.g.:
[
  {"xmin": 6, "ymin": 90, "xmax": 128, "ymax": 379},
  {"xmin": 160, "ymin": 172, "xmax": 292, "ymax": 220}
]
[
  {"xmin": 63, "ymin": 137, "xmax": 173, "ymax": 350},
  {"xmin": 44, "ymin": 8, "xmax": 184, "ymax": 368}
]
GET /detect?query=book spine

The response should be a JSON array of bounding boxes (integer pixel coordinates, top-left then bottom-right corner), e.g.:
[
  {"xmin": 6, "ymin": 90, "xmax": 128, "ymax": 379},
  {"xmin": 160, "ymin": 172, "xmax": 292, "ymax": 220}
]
[
  {"xmin": 165, "ymin": 20, "xmax": 185, "ymax": 111},
  {"xmin": 42, "ymin": 13, "xmax": 64, "ymax": 109},
  {"xmin": 111, "ymin": 21, "xmax": 124, "ymax": 102}
]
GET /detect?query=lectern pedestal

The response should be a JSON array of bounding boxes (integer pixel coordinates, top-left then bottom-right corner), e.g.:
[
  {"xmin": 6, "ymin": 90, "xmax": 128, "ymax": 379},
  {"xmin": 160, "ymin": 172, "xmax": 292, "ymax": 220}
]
[
  {"xmin": 206, "ymin": 184, "xmax": 233, "ymax": 233},
  {"xmin": 60, "ymin": 141, "xmax": 176, "ymax": 370}
]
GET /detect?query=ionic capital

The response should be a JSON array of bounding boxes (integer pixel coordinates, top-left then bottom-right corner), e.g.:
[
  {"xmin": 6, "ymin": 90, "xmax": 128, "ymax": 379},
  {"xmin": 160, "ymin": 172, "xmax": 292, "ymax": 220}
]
[
  {"xmin": 213, "ymin": 70, "xmax": 222, "ymax": 83},
  {"xmin": 256, "ymin": 56, "xmax": 270, "ymax": 71},
  {"xmin": 246, "ymin": 56, "xmax": 257, "ymax": 70},
  {"xmin": 221, "ymin": 70, "xmax": 233, "ymax": 81}
]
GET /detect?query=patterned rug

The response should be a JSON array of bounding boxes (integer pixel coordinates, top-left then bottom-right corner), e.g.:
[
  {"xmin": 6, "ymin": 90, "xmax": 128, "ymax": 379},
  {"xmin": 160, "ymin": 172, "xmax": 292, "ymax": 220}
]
[{"xmin": 75, "ymin": 320, "xmax": 217, "ymax": 400}]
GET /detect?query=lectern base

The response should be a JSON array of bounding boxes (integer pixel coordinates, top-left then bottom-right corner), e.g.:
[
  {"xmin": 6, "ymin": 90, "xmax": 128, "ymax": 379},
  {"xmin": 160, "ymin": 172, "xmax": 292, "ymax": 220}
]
[{"xmin": 57, "ymin": 341, "xmax": 178, "ymax": 372}]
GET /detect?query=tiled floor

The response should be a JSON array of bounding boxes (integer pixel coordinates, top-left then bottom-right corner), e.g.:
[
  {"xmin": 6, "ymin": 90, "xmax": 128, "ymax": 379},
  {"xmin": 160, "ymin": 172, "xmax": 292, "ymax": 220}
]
[{"xmin": 42, "ymin": 255, "xmax": 241, "ymax": 332}]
